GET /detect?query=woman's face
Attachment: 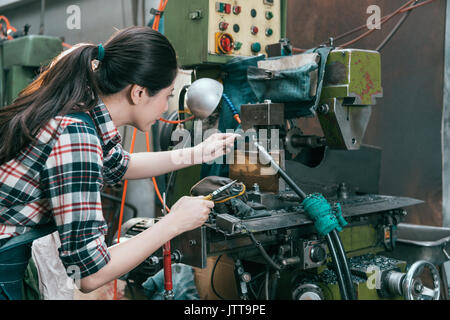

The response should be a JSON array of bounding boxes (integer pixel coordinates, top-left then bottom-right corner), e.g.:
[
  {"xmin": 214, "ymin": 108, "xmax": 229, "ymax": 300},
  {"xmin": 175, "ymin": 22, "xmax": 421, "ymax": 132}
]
[{"xmin": 132, "ymin": 82, "xmax": 175, "ymax": 132}]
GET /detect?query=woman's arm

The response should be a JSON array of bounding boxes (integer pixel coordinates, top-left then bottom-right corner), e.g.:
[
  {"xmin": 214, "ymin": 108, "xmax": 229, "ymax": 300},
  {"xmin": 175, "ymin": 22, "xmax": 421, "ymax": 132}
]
[
  {"xmin": 123, "ymin": 132, "xmax": 239, "ymax": 180},
  {"xmin": 79, "ymin": 196, "xmax": 213, "ymax": 293}
]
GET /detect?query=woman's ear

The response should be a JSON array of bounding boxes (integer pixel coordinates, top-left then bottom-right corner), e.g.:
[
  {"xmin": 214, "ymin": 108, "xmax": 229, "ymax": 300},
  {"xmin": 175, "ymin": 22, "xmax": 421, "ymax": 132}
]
[{"xmin": 129, "ymin": 84, "xmax": 146, "ymax": 105}]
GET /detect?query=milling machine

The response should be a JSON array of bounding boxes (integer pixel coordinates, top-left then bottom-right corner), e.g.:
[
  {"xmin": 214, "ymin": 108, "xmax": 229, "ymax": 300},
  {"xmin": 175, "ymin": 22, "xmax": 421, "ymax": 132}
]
[
  {"xmin": 117, "ymin": 0, "xmax": 446, "ymax": 300},
  {"xmin": 119, "ymin": 48, "xmax": 444, "ymax": 300}
]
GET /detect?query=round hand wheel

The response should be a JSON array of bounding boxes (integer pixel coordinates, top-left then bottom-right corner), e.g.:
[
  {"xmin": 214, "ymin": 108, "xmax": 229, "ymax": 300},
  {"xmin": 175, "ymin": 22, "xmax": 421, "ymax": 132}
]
[{"xmin": 403, "ymin": 260, "xmax": 441, "ymax": 300}]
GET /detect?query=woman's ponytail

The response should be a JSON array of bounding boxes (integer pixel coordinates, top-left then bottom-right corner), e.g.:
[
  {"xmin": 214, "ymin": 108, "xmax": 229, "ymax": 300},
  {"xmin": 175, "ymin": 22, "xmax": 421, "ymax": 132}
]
[
  {"xmin": 0, "ymin": 44, "xmax": 101, "ymax": 164},
  {"xmin": 0, "ymin": 26, "xmax": 178, "ymax": 165}
]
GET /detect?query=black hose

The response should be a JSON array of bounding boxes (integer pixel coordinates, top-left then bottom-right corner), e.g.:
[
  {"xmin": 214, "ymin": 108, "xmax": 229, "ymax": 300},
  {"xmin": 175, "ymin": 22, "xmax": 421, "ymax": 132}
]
[
  {"xmin": 246, "ymin": 229, "xmax": 282, "ymax": 271},
  {"xmin": 254, "ymin": 141, "xmax": 307, "ymax": 199},
  {"xmin": 178, "ymin": 85, "xmax": 189, "ymax": 121},
  {"xmin": 211, "ymin": 255, "xmax": 226, "ymax": 300},
  {"xmin": 331, "ymin": 229, "xmax": 356, "ymax": 300},
  {"xmin": 326, "ymin": 233, "xmax": 349, "ymax": 300},
  {"xmin": 251, "ymin": 140, "xmax": 352, "ymax": 300}
]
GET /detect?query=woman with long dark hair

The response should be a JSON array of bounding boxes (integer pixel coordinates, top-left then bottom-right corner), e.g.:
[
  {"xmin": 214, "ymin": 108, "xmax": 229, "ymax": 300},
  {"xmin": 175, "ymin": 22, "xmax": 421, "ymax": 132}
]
[{"xmin": 0, "ymin": 26, "xmax": 237, "ymax": 299}]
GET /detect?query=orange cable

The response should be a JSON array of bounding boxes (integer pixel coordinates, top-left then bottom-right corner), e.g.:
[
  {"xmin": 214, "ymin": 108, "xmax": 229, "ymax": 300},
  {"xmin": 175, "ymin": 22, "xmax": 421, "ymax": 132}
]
[
  {"xmin": 152, "ymin": 0, "xmax": 189, "ymax": 125},
  {"xmin": 0, "ymin": 16, "xmax": 17, "ymax": 40},
  {"xmin": 150, "ymin": 0, "xmax": 175, "ymax": 297},
  {"xmin": 333, "ymin": 0, "xmax": 415, "ymax": 43},
  {"xmin": 114, "ymin": 0, "xmax": 170, "ymax": 300},
  {"xmin": 399, "ymin": 0, "xmax": 436, "ymax": 12},
  {"xmin": 292, "ymin": 0, "xmax": 435, "ymax": 52},
  {"xmin": 339, "ymin": 0, "xmax": 417, "ymax": 48},
  {"xmin": 159, "ymin": 115, "xmax": 195, "ymax": 124},
  {"xmin": 113, "ymin": 127, "xmax": 138, "ymax": 300}
]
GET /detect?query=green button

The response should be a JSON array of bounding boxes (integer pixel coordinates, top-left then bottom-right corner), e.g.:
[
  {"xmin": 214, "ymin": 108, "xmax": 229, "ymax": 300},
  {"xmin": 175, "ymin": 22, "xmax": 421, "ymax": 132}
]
[
  {"xmin": 251, "ymin": 42, "xmax": 261, "ymax": 53},
  {"xmin": 234, "ymin": 42, "xmax": 242, "ymax": 50},
  {"xmin": 266, "ymin": 28, "xmax": 273, "ymax": 36},
  {"xmin": 216, "ymin": 3, "xmax": 225, "ymax": 12},
  {"xmin": 265, "ymin": 11, "xmax": 274, "ymax": 20}
]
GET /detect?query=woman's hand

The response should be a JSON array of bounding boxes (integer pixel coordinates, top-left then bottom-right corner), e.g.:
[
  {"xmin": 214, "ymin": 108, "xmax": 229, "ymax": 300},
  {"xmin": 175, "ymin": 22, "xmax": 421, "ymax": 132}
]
[
  {"xmin": 193, "ymin": 132, "xmax": 240, "ymax": 164},
  {"xmin": 80, "ymin": 196, "xmax": 213, "ymax": 293},
  {"xmin": 165, "ymin": 196, "xmax": 214, "ymax": 235}
]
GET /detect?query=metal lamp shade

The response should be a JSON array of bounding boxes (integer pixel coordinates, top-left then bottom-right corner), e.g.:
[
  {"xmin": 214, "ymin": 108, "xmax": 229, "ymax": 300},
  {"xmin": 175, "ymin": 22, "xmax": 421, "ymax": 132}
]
[{"xmin": 185, "ymin": 78, "xmax": 223, "ymax": 119}]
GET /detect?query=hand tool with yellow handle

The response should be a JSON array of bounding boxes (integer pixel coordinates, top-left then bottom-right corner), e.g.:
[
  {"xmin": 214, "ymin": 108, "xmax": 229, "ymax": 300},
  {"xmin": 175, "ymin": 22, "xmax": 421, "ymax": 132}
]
[{"xmin": 203, "ymin": 180, "xmax": 237, "ymax": 201}]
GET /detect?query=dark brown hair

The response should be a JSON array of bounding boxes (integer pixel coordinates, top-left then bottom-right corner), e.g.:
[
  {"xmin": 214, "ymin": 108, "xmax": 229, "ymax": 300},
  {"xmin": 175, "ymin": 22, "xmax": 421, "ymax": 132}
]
[{"xmin": 0, "ymin": 26, "xmax": 178, "ymax": 164}]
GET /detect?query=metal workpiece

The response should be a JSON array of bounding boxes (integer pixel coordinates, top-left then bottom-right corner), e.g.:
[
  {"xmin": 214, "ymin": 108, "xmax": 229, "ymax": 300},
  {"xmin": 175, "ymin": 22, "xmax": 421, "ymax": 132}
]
[
  {"xmin": 229, "ymin": 149, "xmax": 286, "ymax": 194},
  {"xmin": 253, "ymin": 140, "xmax": 307, "ymax": 200},
  {"xmin": 239, "ymin": 101, "xmax": 285, "ymax": 131}
]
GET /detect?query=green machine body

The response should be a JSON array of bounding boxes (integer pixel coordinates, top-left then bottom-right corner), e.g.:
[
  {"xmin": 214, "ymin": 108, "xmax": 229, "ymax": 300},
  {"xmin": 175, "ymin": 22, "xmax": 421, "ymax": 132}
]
[{"xmin": 1, "ymin": 35, "xmax": 62, "ymax": 106}]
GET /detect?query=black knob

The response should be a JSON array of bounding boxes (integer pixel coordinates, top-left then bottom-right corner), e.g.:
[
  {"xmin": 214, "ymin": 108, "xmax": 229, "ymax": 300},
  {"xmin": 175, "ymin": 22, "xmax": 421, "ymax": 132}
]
[{"xmin": 310, "ymin": 245, "xmax": 326, "ymax": 263}]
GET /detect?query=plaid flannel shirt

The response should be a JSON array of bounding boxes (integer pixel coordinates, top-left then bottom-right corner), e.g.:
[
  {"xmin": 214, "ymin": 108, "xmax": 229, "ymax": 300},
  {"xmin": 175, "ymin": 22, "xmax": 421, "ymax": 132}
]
[{"xmin": 0, "ymin": 100, "xmax": 130, "ymax": 278}]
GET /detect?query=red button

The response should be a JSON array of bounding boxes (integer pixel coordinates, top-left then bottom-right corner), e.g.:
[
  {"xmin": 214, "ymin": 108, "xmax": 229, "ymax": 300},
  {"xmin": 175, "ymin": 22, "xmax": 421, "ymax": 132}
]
[
  {"xmin": 221, "ymin": 37, "xmax": 232, "ymax": 52},
  {"xmin": 251, "ymin": 26, "xmax": 259, "ymax": 35},
  {"xmin": 224, "ymin": 4, "xmax": 231, "ymax": 14},
  {"xmin": 219, "ymin": 22, "xmax": 229, "ymax": 31},
  {"xmin": 233, "ymin": 6, "xmax": 241, "ymax": 14}
]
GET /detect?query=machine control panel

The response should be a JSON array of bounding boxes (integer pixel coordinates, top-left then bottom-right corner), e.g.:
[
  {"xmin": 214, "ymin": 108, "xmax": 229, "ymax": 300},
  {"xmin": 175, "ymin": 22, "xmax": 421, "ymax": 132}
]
[{"xmin": 209, "ymin": 0, "xmax": 282, "ymax": 57}]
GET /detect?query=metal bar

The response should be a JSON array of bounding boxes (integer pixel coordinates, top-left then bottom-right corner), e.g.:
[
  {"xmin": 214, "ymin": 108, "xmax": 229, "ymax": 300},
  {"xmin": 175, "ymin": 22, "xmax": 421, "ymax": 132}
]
[
  {"xmin": 440, "ymin": 0, "xmax": 450, "ymax": 286},
  {"xmin": 0, "ymin": 42, "xmax": 4, "ymax": 107},
  {"xmin": 39, "ymin": 0, "xmax": 45, "ymax": 35},
  {"xmin": 253, "ymin": 141, "xmax": 307, "ymax": 200},
  {"xmin": 443, "ymin": 0, "xmax": 450, "ymax": 228}
]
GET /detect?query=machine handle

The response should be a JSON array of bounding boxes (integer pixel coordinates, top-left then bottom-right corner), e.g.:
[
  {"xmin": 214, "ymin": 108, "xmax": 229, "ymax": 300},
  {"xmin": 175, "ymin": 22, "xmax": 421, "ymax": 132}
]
[
  {"xmin": 403, "ymin": 260, "xmax": 441, "ymax": 300},
  {"xmin": 442, "ymin": 244, "xmax": 450, "ymax": 261}
]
